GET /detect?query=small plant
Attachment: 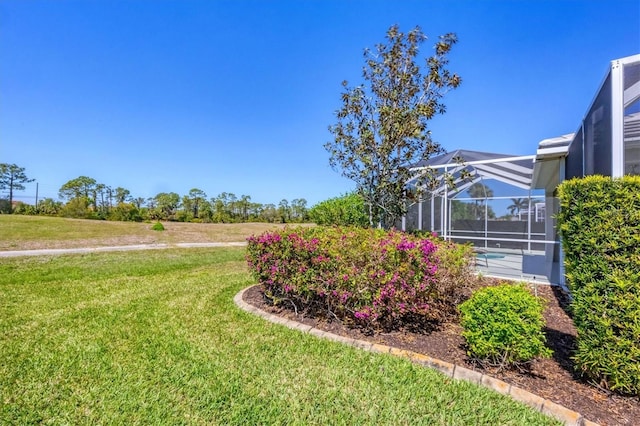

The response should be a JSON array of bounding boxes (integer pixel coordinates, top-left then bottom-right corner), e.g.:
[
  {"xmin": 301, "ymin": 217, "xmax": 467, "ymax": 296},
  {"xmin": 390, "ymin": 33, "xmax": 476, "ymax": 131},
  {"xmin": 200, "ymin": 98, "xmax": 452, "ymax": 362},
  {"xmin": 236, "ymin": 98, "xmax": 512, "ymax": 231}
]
[
  {"xmin": 151, "ymin": 222, "xmax": 165, "ymax": 231},
  {"xmin": 459, "ymin": 283, "xmax": 552, "ymax": 369}
]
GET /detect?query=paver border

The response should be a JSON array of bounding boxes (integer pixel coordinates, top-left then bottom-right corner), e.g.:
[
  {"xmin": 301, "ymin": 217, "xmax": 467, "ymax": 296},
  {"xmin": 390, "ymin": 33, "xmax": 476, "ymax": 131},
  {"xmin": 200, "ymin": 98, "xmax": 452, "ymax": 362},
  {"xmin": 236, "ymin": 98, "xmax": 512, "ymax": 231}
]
[{"xmin": 234, "ymin": 285, "xmax": 597, "ymax": 426}]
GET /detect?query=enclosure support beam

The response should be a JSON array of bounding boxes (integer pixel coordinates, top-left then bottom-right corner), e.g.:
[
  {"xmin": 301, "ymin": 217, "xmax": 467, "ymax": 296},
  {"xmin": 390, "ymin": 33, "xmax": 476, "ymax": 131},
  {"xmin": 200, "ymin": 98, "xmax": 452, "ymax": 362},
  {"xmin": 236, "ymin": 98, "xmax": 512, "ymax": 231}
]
[
  {"xmin": 430, "ymin": 194, "xmax": 435, "ymax": 232},
  {"xmin": 611, "ymin": 58, "xmax": 624, "ymax": 177},
  {"xmin": 527, "ymin": 188, "xmax": 532, "ymax": 252}
]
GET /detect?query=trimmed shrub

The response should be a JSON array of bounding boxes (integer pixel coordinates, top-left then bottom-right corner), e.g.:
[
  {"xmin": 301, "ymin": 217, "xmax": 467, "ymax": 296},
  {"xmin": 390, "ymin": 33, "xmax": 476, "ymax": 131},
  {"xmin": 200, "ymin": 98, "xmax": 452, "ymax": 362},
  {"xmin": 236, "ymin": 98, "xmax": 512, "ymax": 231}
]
[
  {"xmin": 151, "ymin": 222, "xmax": 165, "ymax": 231},
  {"xmin": 459, "ymin": 283, "xmax": 552, "ymax": 369},
  {"xmin": 557, "ymin": 175, "xmax": 640, "ymax": 395},
  {"xmin": 246, "ymin": 226, "xmax": 476, "ymax": 330}
]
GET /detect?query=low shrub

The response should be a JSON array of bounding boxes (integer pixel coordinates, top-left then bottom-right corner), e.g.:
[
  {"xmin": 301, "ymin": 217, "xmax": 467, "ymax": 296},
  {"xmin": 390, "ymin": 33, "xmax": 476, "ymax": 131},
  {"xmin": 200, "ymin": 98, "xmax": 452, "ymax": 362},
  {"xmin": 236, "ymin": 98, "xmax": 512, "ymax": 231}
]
[
  {"xmin": 458, "ymin": 283, "xmax": 552, "ymax": 369},
  {"xmin": 246, "ymin": 226, "xmax": 476, "ymax": 330},
  {"xmin": 151, "ymin": 222, "xmax": 165, "ymax": 231},
  {"xmin": 557, "ymin": 175, "xmax": 640, "ymax": 395}
]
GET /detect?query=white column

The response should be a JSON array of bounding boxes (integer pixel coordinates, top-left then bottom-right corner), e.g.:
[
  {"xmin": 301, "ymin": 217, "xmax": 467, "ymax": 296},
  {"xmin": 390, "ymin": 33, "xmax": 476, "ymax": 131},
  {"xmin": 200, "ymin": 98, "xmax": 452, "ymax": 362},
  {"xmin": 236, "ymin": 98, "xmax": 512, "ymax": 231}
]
[{"xmin": 611, "ymin": 59, "xmax": 625, "ymax": 177}]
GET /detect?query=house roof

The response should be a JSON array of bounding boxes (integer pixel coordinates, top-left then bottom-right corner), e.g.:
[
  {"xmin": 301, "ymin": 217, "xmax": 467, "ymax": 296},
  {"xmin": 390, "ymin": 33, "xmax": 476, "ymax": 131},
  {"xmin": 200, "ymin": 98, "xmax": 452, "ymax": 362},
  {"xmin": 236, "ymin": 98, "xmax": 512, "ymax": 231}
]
[{"xmin": 408, "ymin": 149, "xmax": 536, "ymax": 196}]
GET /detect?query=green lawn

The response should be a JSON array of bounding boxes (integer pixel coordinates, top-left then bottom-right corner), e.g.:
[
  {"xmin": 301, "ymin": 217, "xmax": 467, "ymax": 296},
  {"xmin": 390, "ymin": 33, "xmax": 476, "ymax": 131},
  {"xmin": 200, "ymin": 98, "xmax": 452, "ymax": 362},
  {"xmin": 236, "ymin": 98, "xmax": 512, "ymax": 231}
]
[
  {"xmin": 0, "ymin": 247, "xmax": 558, "ymax": 425},
  {"xmin": 0, "ymin": 215, "xmax": 299, "ymax": 250}
]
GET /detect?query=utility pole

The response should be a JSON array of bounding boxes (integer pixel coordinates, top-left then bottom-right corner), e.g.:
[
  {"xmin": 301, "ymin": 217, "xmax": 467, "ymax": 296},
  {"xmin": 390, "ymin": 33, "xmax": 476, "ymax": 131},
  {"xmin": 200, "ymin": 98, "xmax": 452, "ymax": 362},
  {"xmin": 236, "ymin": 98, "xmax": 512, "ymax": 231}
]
[{"xmin": 35, "ymin": 182, "xmax": 39, "ymax": 212}]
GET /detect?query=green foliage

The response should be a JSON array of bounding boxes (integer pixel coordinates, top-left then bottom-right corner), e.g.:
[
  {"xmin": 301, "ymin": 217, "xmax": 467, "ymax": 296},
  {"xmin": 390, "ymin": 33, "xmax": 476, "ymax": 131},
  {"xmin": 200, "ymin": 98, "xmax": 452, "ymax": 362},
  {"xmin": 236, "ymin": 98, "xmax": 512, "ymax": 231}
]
[
  {"xmin": 0, "ymin": 198, "xmax": 10, "ymax": 214},
  {"xmin": 247, "ymin": 226, "xmax": 476, "ymax": 330},
  {"xmin": 151, "ymin": 222, "xmax": 165, "ymax": 231},
  {"xmin": 507, "ymin": 198, "xmax": 528, "ymax": 216},
  {"xmin": 450, "ymin": 200, "xmax": 496, "ymax": 221},
  {"xmin": 58, "ymin": 176, "xmax": 97, "ymax": 202},
  {"xmin": 108, "ymin": 202, "xmax": 142, "ymax": 222},
  {"xmin": 459, "ymin": 284, "xmax": 552, "ymax": 368},
  {"xmin": 183, "ymin": 188, "xmax": 208, "ymax": 220},
  {"xmin": 37, "ymin": 198, "xmax": 63, "ymax": 216},
  {"xmin": 557, "ymin": 175, "xmax": 640, "ymax": 395},
  {"xmin": 151, "ymin": 192, "xmax": 181, "ymax": 221},
  {"xmin": 12, "ymin": 202, "xmax": 37, "ymax": 215},
  {"xmin": 325, "ymin": 25, "xmax": 461, "ymax": 228},
  {"xmin": 430, "ymin": 239, "xmax": 477, "ymax": 304},
  {"xmin": 308, "ymin": 192, "xmax": 369, "ymax": 227},
  {"xmin": 59, "ymin": 196, "xmax": 94, "ymax": 219},
  {"xmin": 465, "ymin": 183, "xmax": 496, "ymax": 220}
]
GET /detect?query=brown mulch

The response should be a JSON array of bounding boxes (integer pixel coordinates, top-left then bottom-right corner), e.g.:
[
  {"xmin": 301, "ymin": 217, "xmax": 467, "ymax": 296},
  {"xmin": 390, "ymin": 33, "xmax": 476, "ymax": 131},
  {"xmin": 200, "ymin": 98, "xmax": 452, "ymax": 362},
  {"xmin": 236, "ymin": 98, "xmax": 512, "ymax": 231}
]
[{"xmin": 243, "ymin": 284, "xmax": 639, "ymax": 426}]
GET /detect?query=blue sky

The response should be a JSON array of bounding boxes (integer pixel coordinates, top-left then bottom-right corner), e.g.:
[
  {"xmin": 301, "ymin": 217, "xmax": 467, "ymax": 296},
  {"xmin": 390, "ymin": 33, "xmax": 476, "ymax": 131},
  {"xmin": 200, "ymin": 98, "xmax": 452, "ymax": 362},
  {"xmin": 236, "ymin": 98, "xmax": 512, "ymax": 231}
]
[{"xmin": 1, "ymin": 0, "xmax": 639, "ymax": 207}]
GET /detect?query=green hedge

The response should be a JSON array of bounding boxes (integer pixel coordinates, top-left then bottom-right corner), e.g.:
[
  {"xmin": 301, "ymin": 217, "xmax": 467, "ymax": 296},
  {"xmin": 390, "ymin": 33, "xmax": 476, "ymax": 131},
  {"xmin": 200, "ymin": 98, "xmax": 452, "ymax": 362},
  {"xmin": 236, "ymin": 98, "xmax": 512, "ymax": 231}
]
[
  {"xmin": 557, "ymin": 175, "xmax": 640, "ymax": 395},
  {"xmin": 307, "ymin": 193, "xmax": 369, "ymax": 227}
]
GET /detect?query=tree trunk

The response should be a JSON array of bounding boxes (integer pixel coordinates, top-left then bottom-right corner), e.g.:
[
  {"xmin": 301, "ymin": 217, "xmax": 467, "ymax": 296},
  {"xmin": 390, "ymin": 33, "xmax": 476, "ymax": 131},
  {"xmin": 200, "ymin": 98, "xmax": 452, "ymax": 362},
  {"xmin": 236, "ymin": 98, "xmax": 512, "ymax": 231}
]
[{"xmin": 8, "ymin": 175, "xmax": 14, "ymax": 212}]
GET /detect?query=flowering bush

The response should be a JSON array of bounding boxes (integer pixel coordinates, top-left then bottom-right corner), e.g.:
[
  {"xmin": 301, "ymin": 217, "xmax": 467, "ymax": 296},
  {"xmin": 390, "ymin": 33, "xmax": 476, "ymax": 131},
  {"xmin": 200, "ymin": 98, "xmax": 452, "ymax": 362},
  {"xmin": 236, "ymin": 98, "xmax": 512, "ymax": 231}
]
[{"xmin": 246, "ymin": 226, "xmax": 475, "ymax": 330}]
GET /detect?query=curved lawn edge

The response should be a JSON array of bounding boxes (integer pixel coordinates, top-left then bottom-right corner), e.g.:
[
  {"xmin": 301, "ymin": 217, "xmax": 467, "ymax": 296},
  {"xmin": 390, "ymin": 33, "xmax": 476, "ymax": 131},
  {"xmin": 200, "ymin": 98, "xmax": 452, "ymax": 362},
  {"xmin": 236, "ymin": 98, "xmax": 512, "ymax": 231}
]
[{"xmin": 234, "ymin": 285, "xmax": 599, "ymax": 426}]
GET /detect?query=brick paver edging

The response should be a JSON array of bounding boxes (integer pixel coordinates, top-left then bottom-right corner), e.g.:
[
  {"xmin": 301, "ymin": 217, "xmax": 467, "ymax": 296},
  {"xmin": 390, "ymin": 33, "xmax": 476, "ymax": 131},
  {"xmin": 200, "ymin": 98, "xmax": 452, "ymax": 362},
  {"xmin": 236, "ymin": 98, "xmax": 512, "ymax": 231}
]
[{"xmin": 234, "ymin": 285, "xmax": 599, "ymax": 426}]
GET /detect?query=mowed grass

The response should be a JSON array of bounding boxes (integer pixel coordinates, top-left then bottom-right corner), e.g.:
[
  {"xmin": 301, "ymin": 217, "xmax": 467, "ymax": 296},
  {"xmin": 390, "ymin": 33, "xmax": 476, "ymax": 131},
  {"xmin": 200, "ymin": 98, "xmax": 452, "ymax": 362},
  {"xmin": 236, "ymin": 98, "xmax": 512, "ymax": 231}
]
[
  {"xmin": 0, "ymin": 215, "xmax": 304, "ymax": 251},
  {"xmin": 0, "ymin": 247, "xmax": 559, "ymax": 425}
]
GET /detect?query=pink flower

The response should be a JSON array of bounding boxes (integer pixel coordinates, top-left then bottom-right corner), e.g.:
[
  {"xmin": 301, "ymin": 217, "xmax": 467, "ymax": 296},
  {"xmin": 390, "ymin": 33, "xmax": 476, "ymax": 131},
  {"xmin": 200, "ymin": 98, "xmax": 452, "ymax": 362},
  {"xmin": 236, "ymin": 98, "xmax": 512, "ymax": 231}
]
[{"xmin": 396, "ymin": 238, "xmax": 416, "ymax": 251}]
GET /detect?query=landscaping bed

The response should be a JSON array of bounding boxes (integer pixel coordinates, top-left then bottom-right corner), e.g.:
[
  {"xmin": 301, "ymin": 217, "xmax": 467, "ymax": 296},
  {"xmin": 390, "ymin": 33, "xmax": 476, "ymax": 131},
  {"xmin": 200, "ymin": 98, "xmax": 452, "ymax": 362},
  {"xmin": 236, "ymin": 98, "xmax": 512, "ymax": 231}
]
[{"xmin": 244, "ymin": 283, "xmax": 640, "ymax": 426}]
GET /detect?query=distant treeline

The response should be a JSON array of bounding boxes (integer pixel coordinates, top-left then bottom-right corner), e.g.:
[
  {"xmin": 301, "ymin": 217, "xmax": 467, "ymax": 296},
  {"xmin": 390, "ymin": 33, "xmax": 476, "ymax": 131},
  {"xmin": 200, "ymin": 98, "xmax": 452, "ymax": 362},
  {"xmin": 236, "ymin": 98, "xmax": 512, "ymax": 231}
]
[{"xmin": 3, "ymin": 175, "xmax": 310, "ymax": 224}]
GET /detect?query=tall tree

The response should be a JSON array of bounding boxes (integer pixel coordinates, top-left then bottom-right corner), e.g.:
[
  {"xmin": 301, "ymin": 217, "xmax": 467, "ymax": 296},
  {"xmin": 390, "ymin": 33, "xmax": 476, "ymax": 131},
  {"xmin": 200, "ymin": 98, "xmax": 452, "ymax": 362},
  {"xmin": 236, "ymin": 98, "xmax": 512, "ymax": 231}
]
[
  {"xmin": 94, "ymin": 183, "xmax": 107, "ymax": 216},
  {"xmin": 507, "ymin": 197, "xmax": 529, "ymax": 218},
  {"xmin": 227, "ymin": 193, "xmax": 238, "ymax": 220},
  {"xmin": 0, "ymin": 163, "xmax": 34, "ymax": 212},
  {"xmin": 278, "ymin": 199, "xmax": 290, "ymax": 223},
  {"xmin": 290, "ymin": 198, "xmax": 308, "ymax": 222},
  {"xmin": 261, "ymin": 203, "xmax": 278, "ymax": 223},
  {"xmin": 212, "ymin": 192, "xmax": 233, "ymax": 223},
  {"xmin": 239, "ymin": 195, "xmax": 251, "ymax": 222},
  {"xmin": 132, "ymin": 197, "xmax": 145, "ymax": 209},
  {"xmin": 115, "ymin": 187, "xmax": 131, "ymax": 204},
  {"xmin": 467, "ymin": 182, "xmax": 494, "ymax": 220},
  {"xmin": 188, "ymin": 188, "xmax": 207, "ymax": 219},
  {"xmin": 325, "ymin": 25, "xmax": 461, "ymax": 228},
  {"xmin": 153, "ymin": 192, "xmax": 180, "ymax": 220},
  {"xmin": 59, "ymin": 176, "xmax": 97, "ymax": 208}
]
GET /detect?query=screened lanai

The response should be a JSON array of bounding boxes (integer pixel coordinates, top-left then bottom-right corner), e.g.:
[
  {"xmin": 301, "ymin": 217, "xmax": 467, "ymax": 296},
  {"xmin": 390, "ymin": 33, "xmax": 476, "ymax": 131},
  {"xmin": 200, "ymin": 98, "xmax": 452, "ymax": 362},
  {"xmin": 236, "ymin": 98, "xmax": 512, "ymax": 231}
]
[
  {"xmin": 397, "ymin": 55, "xmax": 640, "ymax": 286},
  {"xmin": 401, "ymin": 149, "xmax": 557, "ymax": 284}
]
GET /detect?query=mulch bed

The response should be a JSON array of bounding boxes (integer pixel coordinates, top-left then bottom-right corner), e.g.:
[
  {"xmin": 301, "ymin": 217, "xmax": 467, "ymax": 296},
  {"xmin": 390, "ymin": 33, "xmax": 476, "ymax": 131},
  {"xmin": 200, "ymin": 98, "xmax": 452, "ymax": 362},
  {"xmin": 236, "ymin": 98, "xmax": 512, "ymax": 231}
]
[{"xmin": 243, "ymin": 284, "xmax": 639, "ymax": 426}]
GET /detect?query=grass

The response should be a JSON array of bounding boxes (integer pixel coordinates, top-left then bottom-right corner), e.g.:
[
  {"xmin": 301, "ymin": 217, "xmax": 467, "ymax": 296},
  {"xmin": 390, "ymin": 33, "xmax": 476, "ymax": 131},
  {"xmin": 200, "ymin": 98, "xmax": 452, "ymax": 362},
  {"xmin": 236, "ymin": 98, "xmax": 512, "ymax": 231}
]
[
  {"xmin": 0, "ymin": 246, "xmax": 559, "ymax": 425},
  {"xmin": 0, "ymin": 215, "xmax": 305, "ymax": 251}
]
